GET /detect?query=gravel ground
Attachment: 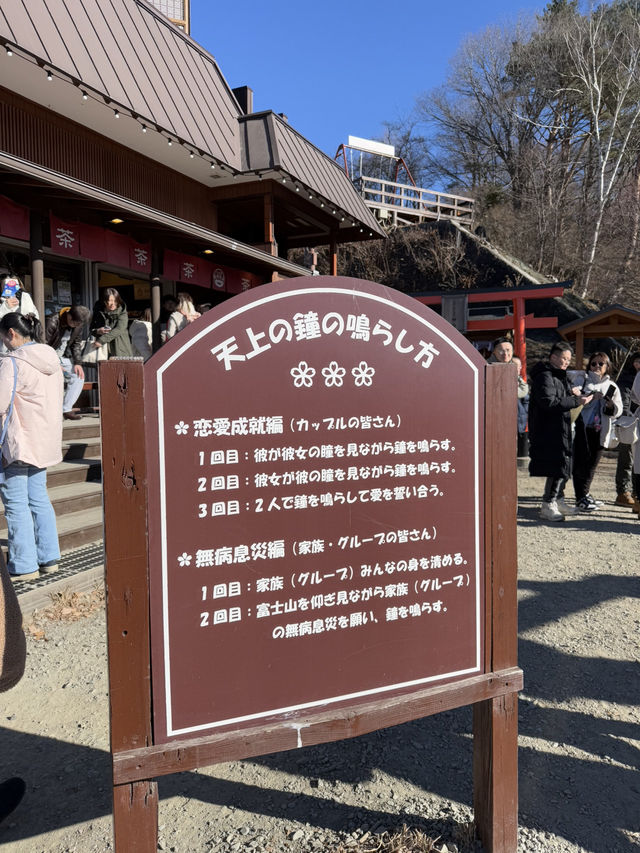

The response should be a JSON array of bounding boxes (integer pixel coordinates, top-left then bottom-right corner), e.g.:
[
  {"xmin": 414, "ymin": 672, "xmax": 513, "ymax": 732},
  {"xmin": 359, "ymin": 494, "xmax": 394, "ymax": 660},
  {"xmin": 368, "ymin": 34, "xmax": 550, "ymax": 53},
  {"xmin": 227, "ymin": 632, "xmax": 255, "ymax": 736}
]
[{"xmin": 0, "ymin": 456, "xmax": 638, "ymax": 853}]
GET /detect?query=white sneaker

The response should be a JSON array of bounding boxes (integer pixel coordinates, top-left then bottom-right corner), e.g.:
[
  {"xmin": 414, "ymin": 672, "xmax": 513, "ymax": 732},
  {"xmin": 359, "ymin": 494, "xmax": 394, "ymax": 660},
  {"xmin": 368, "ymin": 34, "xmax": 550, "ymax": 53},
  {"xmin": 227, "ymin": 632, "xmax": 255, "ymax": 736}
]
[
  {"xmin": 556, "ymin": 497, "xmax": 579, "ymax": 516},
  {"xmin": 586, "ymin": 493, "xmax": 604, "ymax": 507},
  {"xmin": 540, "ymin": 500, "xmax": 565, "ymax": 521}
]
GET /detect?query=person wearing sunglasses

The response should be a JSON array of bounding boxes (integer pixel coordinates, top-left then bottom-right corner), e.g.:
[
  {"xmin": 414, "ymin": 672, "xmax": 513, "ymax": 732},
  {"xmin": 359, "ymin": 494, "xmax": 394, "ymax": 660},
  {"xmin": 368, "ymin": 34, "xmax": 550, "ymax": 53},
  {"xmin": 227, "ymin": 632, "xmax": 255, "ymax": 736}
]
[{"xmin": 569, "ymin": 352, "xmax": 623, "ymax": 512}]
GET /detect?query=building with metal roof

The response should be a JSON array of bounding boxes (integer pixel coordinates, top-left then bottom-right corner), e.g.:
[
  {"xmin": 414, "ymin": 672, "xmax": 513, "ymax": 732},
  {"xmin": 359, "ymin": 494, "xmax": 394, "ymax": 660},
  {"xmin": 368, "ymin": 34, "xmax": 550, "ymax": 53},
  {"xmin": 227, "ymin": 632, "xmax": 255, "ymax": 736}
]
[{"xmin": 0, "ymin": 0, "xmax": 383, "ymax": 323}]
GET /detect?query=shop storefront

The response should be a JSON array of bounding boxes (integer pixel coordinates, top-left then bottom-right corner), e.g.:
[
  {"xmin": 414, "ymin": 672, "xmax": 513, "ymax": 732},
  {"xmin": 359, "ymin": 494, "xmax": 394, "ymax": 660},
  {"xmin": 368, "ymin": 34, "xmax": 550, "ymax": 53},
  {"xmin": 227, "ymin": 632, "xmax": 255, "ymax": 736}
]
[
  {"xmin": 1, "ymin": 196, "xmax": 268, "ymax": 327},
  {"xmin": 0, "ymin": 197, "xmax": 89, "ymax": 317}
]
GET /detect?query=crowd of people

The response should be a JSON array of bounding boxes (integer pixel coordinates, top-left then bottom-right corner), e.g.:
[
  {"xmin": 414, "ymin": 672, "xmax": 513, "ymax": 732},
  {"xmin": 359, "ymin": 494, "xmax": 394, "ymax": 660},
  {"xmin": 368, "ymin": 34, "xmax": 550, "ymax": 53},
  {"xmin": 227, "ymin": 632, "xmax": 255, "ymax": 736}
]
[
  {"xmin": 0, "ymin": 279, "xmax": 638, "ymax": 824},
  {"xmin": 0, "ymin": 276, "xmax": 208, "ymax": 822},
  {"xmin": 485, "ymin": 335, "xmax": 640, "ymax": 523},
  {"xmin": 1, "ymin": 278, "xmax": 638, "ymax": 590},
  {"xmin": 0, "ymin": 275, "xmax": 204, "ymax": 586}
]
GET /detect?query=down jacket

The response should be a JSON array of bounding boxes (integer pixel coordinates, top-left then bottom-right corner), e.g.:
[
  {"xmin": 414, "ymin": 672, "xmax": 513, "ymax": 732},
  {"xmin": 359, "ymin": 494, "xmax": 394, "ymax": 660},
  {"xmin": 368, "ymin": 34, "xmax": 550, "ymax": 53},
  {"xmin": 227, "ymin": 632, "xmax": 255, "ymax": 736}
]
[
  {"xmin": 528, "ymin": 360, "xmax": 583, "ymax": 479},
  {"xmin": 0, "ymin": 343, "xmax": 63, "ymax": 468}
]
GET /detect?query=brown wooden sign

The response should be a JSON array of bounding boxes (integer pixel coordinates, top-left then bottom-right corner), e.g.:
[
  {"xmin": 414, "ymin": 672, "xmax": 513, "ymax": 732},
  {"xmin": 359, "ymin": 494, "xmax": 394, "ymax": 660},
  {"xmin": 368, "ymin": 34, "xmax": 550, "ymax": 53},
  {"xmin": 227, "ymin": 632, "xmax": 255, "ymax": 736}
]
[{"xmin": 100, "ymin": 276, "xmax": 522, "ymax": 853}]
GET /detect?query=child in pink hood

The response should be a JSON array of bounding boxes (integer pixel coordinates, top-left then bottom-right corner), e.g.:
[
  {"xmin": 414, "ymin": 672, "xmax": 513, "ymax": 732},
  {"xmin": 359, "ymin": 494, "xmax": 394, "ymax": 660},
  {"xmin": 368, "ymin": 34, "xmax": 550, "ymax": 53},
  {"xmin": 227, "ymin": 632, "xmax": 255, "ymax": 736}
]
[{"xmin": 0, "ymin": 312, "xmax": 63, "ymax": 580}]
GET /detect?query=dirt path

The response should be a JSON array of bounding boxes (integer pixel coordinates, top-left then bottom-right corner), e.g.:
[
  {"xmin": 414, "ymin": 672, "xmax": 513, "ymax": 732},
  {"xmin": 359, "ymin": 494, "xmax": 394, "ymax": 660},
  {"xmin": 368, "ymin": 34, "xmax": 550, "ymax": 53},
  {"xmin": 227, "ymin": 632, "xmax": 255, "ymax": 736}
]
[{"xmin": 1, "ymin": 457, "xmax": 638, "ymax": 853}]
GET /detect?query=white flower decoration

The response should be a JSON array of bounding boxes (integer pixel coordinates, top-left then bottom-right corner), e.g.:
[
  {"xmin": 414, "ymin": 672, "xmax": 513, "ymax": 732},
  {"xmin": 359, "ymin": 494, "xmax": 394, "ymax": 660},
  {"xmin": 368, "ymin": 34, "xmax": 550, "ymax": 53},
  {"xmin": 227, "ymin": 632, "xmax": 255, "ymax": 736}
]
[
  {"xmin": 352, "ymin": 361, "xmax": 375, "ymax": 387},
  {"xmin": 290, "ymin": 361, "xmax": 316, "ymax": 388},
  {"xmin": 322, "ymin": 361, "xmax": 346, "ymax": 388},
  {"xmin": 177, "ymin": 552, "xmax": 192, "ymax": 567},
  {"xmin": 174, "ymin": 420, "xmax": 189, "ymax": 435}
]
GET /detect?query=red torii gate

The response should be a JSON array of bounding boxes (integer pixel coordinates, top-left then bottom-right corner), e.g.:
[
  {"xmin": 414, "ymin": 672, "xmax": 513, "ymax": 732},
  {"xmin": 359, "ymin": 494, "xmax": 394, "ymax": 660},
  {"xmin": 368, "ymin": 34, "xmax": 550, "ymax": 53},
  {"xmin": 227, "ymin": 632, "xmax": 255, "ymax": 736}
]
[{"xmin": 414, "ymin": 284, "xmax": 566, "ymax": 377}]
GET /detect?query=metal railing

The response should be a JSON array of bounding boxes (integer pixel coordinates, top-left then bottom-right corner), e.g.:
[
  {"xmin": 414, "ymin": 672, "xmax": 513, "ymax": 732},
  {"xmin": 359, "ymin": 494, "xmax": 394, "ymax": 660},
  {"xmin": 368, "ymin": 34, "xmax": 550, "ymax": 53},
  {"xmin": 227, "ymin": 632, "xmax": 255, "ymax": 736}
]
[{"xmin": 358, "ymin": 176, "xmax": 474, "ymax": 225}]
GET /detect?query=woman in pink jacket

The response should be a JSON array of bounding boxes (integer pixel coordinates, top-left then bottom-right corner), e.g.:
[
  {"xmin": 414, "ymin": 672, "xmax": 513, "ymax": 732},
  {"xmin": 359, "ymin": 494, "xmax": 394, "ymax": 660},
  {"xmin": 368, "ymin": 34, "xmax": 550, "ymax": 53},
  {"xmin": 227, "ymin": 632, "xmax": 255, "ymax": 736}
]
[{"xmin": 0, "ymin": 312, "xmax": 63, "ymax": 581}]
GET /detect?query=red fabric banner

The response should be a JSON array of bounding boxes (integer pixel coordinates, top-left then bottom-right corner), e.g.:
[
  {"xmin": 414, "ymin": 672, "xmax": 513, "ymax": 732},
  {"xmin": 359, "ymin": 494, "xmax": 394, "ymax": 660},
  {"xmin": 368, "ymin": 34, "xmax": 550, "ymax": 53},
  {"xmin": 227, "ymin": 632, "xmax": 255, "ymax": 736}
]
[
  {"xmin": 49, "ymin": 215, "xmax": 80, "ymax": 257},
  {"xmin": 164, "ymin": 251, "xmax": 264, "ymax": 293},
  {"xmin": 0, "ymin": 196, "xmax": 29, "ymax": 241},
  {"xmin": 163, "ymin": 249, "xmax": 181, "ymax": 282},
  {"xmin": 163, "ymin": 250, "xmax": 211, "ymax": 288},
  {"xmin": 211, "ymin": 265, "xmax": 227, "ymax": 292},
  {"xmin": 225, "ymin": 268, "xmax": 262, "ymax": 294},
  {"xmin": 179, "ymin": 255, "xmax": 213, "ymax": 288},
  {"xmin": 79, "ymin": 224, "xmax": 106, "ymax": 260},
  {"xmin": 104, "ymin": 230, "xmax": 131, "ymax": 269},
  {"xmin": 129, "ymin": 242, "xmax": 152, "ymax": 274}
]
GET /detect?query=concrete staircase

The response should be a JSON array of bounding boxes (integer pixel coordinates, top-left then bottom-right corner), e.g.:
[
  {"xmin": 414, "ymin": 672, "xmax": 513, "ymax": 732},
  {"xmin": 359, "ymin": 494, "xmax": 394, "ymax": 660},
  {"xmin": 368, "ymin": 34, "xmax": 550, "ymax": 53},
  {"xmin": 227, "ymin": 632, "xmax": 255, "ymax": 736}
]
[{"xmin": 0, "ymin": 414, "xmax": 104, "ymax": 554}]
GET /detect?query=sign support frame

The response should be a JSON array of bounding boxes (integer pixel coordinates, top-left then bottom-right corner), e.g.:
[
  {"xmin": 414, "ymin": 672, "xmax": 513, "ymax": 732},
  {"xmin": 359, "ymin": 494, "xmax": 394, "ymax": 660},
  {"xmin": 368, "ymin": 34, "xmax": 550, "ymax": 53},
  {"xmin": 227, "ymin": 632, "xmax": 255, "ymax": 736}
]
[{"xmin": 102, "ymin": 350, "xmax": 520, "ymax": 853}]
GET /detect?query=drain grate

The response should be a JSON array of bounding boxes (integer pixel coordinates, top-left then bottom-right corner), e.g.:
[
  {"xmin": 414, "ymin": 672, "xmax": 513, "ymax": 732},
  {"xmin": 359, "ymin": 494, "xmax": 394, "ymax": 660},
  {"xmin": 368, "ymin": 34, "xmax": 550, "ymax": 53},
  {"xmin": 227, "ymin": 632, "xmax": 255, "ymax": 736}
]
[{"xmin": 9, "ymin": 541, "xmax": 104, "ymax": 593}]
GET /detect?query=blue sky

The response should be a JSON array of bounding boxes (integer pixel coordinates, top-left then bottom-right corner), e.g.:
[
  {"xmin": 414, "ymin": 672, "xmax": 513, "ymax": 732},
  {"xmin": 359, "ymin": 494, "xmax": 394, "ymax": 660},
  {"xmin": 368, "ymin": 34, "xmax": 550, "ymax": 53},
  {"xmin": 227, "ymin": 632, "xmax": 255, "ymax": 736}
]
[{"xmin": 191, "ymin": 0, "xmax": 543, "ymax": 158}]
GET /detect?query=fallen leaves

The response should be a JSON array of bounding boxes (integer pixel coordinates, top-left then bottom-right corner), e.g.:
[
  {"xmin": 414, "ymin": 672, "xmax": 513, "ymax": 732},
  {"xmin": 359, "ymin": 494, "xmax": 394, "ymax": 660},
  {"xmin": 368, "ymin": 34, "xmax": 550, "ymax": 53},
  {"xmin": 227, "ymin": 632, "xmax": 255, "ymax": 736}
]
[{"xmin": 25, "ymin": 585, "xmax": 105, "ymax": 640}]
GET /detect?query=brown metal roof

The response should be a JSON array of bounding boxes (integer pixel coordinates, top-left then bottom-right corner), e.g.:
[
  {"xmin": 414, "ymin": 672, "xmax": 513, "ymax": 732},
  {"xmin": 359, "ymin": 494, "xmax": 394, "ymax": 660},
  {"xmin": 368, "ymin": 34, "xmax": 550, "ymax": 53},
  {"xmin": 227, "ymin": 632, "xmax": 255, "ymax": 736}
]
[
  {"xmin": 0, "ymin": 0, "xmax": 242, "ymax": 167},
  {"xmin": 240, "ymin": 112, "xmax": 384, "ymax": 236},
  {"xmin": 0, "ymin": 0, "xmax": 384, "ymax": 237}
]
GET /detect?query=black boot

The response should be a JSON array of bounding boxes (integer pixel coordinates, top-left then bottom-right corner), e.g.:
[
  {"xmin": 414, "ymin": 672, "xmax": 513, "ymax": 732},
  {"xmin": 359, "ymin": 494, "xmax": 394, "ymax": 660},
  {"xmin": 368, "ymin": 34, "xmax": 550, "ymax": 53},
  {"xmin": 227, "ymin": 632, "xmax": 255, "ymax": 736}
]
[{"xmin": 0, "ymin": 777, "xmax": 26, "ymax": 823}]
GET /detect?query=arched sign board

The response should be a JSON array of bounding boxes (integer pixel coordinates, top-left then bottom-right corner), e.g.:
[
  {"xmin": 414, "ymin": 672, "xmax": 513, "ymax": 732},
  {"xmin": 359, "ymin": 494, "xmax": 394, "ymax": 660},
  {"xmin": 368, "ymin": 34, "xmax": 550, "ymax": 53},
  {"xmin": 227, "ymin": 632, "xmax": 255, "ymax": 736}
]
[
  {"xmin": 101, "ymin": 277, "xmax": 522, "ymax": 853},
  {"xmin": 148, "ymin": 277, "xmax": 483, "ymax": 739}
]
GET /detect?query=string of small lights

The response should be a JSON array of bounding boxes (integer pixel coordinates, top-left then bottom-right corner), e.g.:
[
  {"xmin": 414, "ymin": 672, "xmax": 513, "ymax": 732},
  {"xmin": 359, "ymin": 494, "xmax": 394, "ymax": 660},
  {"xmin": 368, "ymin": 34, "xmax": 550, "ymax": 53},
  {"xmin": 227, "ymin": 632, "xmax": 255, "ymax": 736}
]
[{"xmin": 1, "ymin": 38, "xmax": 376, "ymax": 237}]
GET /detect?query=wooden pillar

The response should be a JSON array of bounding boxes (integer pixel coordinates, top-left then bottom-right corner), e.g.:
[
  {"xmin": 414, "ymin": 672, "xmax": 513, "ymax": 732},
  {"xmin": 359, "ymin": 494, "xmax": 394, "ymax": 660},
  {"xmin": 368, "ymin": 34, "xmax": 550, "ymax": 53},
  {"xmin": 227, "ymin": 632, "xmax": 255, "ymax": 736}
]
[
  {"xmin": 329, "ymin": 231, "xmax": 338, "ymax": 276},
  {"xmin": 473, "ymin": 364, "xmax": 519, "ymax": 853},
  {"xmin": 151, "ymin": 247, "xmax": 162, "ymax": 353},
  {"xmin": 29, "ymin": 212, "xmax": 45, "ymax": 321},
  {"xmin": 513, "ymin": 297, "xmax": 526, "ymax": 377},
  {"xmin": 113, "ymin": 781, "xmax": 158, "ymax": 853},
  {"xmin": 99, "ymin": 360, "xmax": 158, "ymax": 852},
  {"xmin": 264, "ymin": 192, "xmax": 276, "ymax": 256},
  {"xmin": 575, "ymin": 329, "xmax": 584, "ymax": 369},
  {"xmin": 473, "ymin": 694, "xmax": 519, "ymax": 853}
]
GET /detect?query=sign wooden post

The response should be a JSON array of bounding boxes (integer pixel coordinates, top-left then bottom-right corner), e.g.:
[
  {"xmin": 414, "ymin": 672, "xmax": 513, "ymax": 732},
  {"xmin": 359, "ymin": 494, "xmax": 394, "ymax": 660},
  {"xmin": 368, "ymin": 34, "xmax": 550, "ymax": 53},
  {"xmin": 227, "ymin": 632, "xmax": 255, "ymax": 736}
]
[
  {"xmin": 101, "ymin": 277, "xmax": 522, "ymax": 853},
  {"xmin": 474, "ymin": 366, "xmax": 519, "ymax": 851},
  {"xmin": 100, "ymin": 361, "xmax": 158, "ymax": 852}
]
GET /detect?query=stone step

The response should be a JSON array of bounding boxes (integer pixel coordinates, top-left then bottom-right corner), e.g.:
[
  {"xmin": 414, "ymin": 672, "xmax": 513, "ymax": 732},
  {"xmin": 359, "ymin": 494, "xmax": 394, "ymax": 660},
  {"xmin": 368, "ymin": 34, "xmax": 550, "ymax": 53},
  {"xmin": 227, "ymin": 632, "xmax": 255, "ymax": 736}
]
[
  {"xmin": 61, "ymin": 414, "xmax": 101, "ymax": 441},
  {"xmin": 0, "ymin": 481, "xmax": 103, "ymax": 532},
  {"xmin": 47, "ymin": 457, "xmax": 102, "ymax": 487},
  {"xmin": 0, "ymin": 505, "xmax": 104, "ymax": 553},
  {"xmin": 55, "ymin": 506, "xmax": 104, "ymax": 551},
  {"xmin": 62, "ymin": 435, "xmax": 102, "ymax": 460}
]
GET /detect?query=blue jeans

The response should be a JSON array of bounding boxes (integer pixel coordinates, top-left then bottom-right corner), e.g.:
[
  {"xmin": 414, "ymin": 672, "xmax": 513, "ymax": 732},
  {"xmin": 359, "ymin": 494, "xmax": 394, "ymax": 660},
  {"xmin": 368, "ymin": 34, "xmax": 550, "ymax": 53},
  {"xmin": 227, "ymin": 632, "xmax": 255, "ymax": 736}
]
[
  {"xmin": 0, "ymin": 463, "xmax": 60, "ymax": 576},
  {"xmin": 60, "ymin": 357, "xmax": 84, "ymax": 413}
]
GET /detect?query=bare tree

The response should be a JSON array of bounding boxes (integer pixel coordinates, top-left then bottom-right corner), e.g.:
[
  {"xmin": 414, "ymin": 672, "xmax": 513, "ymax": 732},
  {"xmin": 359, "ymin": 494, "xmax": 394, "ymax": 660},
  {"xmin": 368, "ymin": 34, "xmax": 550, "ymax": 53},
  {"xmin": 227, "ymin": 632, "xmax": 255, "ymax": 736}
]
[
  {"xmin": 365, "ymin": 1, "xmax": 640, "ymax": 304},
  {"xmin": 562, "ymin": 3, "xmax": 640, "ymax": 298}
]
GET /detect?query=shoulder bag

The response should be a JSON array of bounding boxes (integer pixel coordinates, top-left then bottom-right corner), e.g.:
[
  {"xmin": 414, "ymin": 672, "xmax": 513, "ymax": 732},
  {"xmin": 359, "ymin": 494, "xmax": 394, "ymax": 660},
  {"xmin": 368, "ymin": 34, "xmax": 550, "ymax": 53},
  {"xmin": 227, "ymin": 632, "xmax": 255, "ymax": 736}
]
[{"xmin": 81, "ymin": 335, "xmax": 108, "ymax": 364}]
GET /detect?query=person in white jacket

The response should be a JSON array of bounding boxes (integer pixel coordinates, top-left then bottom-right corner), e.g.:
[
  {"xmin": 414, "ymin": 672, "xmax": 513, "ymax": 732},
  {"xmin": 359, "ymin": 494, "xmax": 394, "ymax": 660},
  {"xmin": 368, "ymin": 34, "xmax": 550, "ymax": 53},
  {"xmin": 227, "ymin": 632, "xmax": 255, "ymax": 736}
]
[
  {"xmin": 164, "ymin": 293, "xmax": 200, "ymax": 341},
  {"xmin": 129, "ymin": 307, "xmax": 153, "ymax": 361},
  {"xmin": 568, "ymin": 352, "xmax": 623, "ymax": 512},
  {"xmin": 0, "ymin": 312, "xmax": 63, "ymax": 581}
]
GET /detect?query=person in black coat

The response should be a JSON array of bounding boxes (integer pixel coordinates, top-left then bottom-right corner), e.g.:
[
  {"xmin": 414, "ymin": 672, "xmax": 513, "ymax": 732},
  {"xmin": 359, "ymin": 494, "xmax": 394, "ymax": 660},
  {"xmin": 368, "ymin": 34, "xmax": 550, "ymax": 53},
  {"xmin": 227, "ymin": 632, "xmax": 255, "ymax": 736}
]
[{"xmin": 528, "ymin": 342, "xmax": 593, "ymax": 521}]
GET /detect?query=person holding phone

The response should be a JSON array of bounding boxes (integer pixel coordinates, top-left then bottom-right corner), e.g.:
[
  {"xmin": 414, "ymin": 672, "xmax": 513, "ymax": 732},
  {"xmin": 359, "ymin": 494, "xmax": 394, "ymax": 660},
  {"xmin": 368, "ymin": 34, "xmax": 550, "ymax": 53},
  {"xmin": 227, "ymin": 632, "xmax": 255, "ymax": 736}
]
[
  {"xmin": 528, "ymin": 342, "xmax": 593, "ymax": 521},
  {"xmin": 570, "ymin": 351, "xmax": 623, "ymax": 512},
  {"xmin": 90, "ymin": 287, "xmax": 132, "ymax": 359}
]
